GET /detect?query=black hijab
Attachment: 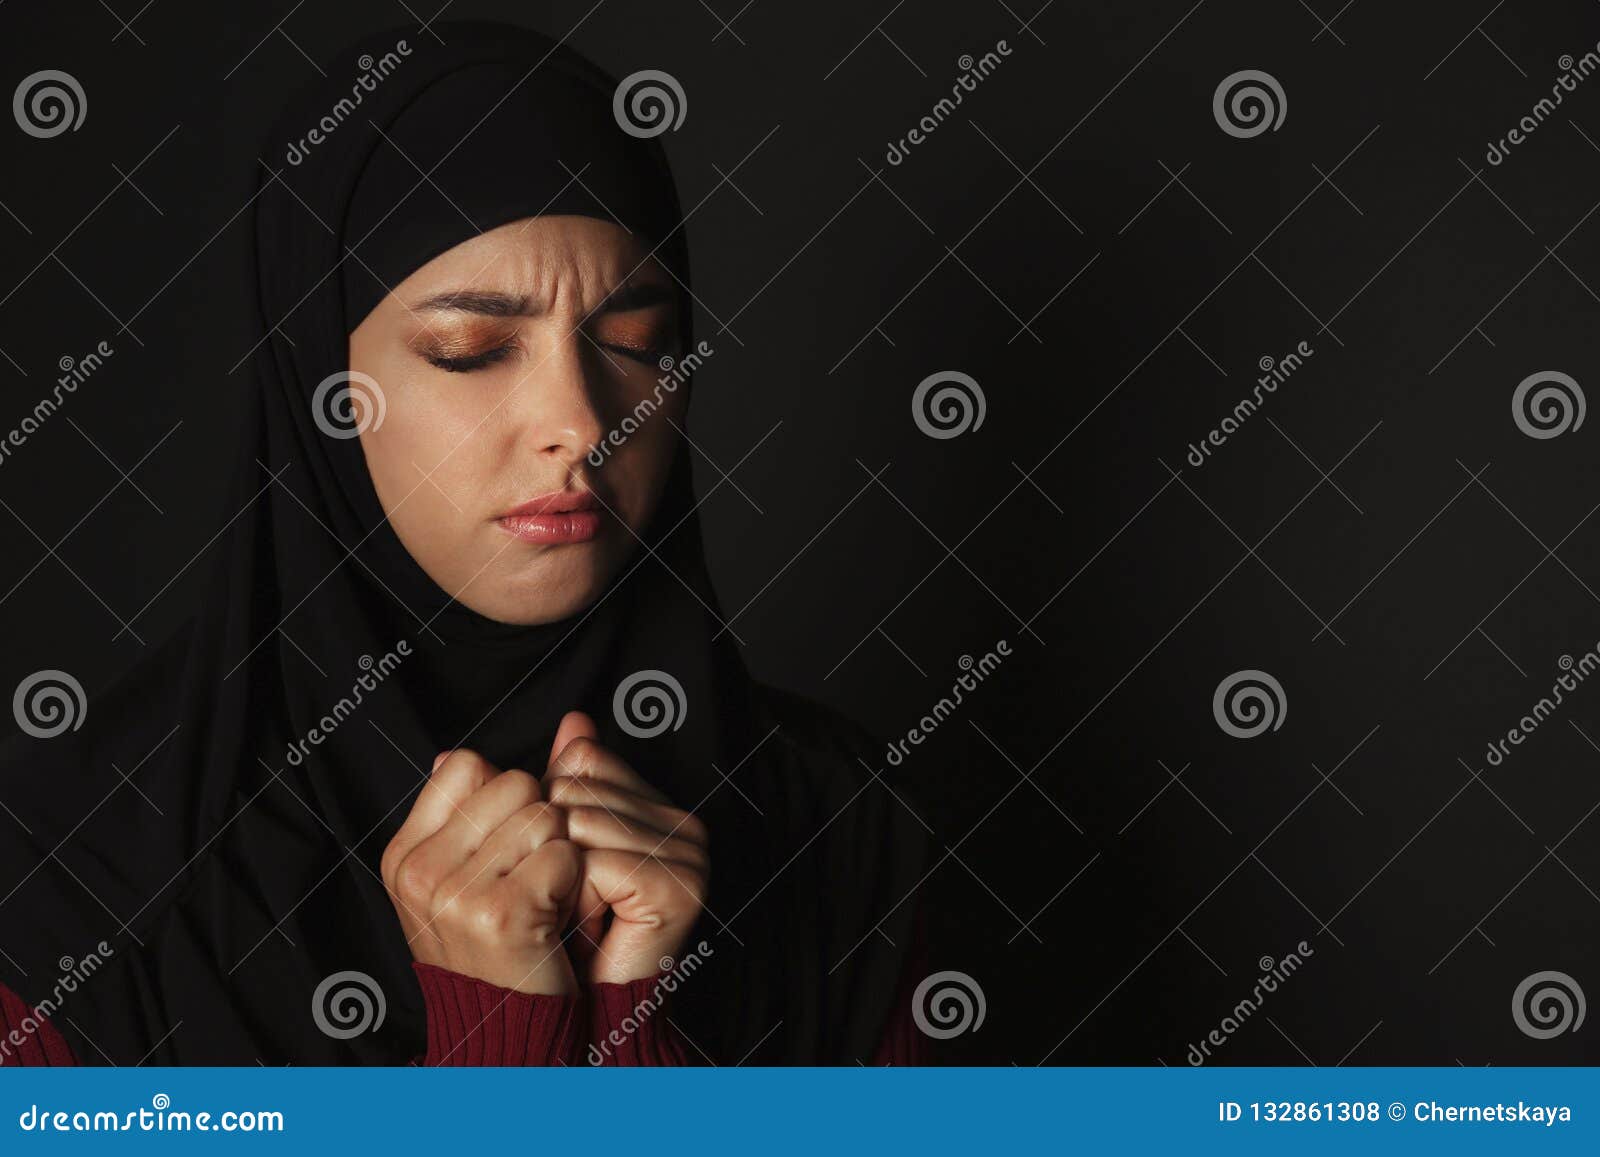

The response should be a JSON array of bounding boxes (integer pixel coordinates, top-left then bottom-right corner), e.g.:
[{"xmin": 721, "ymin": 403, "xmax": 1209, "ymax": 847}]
[{"xmin": 0, "ymin": 20, "xmax": 923, "ymax": 1065}]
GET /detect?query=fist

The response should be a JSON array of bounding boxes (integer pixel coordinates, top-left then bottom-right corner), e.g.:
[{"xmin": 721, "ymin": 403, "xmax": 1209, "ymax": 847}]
[
  {"xmin": 381, "ymin": 749, "xmax": 581, "ymax": 995},
  {"xmin": 545, "ymin": 711, "xmax": 710, "ymax": 984}
]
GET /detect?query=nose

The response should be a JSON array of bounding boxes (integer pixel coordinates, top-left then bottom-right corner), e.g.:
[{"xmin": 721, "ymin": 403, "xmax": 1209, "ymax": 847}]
[{"xmin": 513, "ymin": 330, "xmax": 605, "ymax": 467}]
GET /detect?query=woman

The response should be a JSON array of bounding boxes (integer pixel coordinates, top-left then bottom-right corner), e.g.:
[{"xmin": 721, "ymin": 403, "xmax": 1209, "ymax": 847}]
[{"xmin": 0, "ymin": 21, "xmax": 926, "ymax": 1066}]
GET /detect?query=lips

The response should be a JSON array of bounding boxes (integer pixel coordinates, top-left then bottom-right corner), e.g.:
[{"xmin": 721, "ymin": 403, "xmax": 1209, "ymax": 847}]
[{"xmin": 496, "ymin": 490, "xmax": 604, "ymax": 545}]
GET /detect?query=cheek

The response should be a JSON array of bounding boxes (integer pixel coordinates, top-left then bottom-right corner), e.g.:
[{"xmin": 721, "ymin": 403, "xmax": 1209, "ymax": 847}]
[
  {"xmin": 595, "ymin": 391, "xmax": 685, "ymax": 524},
  {"xmin": 358, "ymin": 374, "xmax": 493, "ymax": 517}
]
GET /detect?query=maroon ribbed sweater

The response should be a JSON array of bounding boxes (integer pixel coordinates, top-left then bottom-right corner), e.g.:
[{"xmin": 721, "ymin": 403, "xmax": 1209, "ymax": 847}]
[{"xmin": 0, "ymin": 963, "xmax": 924, "ymax": 1065}]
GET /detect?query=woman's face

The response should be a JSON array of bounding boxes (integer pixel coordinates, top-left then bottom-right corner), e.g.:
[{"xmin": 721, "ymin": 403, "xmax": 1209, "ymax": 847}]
[{"xmin": 349, "ymin": 215, "xmax": 685, "ymax": 625}]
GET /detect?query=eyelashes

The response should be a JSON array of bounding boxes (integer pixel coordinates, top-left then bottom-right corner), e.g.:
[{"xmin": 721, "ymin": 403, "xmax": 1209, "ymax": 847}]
[
  {"xmin": 599, "ymin": 340, "xmax": 673, "ymax": 368},
  {"xmin": 418, "ymin": 338, "xmax": 673, "ymax": 374},
  {"xmin": 423, "ymin": 344, "xmax": 517, "ymax": 373}
]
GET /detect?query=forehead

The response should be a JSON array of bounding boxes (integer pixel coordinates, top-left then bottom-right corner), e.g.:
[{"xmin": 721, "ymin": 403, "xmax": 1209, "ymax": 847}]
[{"xmin": 395, "ymin": 215, "xmax": 665, "ymax": 302}]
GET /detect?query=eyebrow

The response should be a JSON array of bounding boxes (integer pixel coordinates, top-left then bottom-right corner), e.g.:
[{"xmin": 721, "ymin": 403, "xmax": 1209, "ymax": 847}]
[{"xmin": 412, "ymin": 281, "xmax": 676, "ymax": 317}]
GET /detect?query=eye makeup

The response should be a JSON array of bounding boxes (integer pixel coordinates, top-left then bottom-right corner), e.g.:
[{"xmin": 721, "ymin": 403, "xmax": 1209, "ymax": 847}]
[
  {"xmin": 592, "ymin": 311, "xmax": 677, "ymax": 368},
  {"xmin": 410, "ymin": 321, "xmax": 521, "ymax": 373},
  {"xmin": 405, "ymin": 279, "xmax": 681, "ymax": 374}
]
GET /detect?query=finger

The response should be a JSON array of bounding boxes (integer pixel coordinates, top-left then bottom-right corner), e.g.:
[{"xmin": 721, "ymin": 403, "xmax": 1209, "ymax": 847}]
[
  {"xmin": 498, "ymin": 838, "xmax": 584, "ymax": 928},
  {"xmin": 582, "ymin": 847, "xmax": 707, "ymax": 983},
  {"xmin": 384, "ymin": 749, "xmax": 497, "ymax": 877},
  {"xmin": 567, "ymin": 874, "xmax": 608, "ymax": 974},
  {"xmin": 582, "ymin": 846, "xmax": 707, "ymax": 917},
  {"xmin": 544, "ymin": 776, "xmax": 706, "ymax": 845},
  {"xmin": 398, "ymin": 768, "xmax": 543, "ymax": 895},
  {"xmin": 563, "ymin": 805, "xmax": 708, "ymax": 871},
  {"xmin": 440, "ymin": 802, "xmax": 568, "ymax": 900},
  {"xmin": 545, "ymin": 736, "xmax": 669, "ymax": 805},
  {"xmin": 547, "ymin": 710, "xmax": 599, "ymax": 768}
]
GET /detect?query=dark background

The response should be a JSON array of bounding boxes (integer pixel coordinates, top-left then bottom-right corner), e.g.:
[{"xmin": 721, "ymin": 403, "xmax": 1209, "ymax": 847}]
[{"xmin": 4, "ymin": 0, "xmax": 1600, "ymax": 1064}]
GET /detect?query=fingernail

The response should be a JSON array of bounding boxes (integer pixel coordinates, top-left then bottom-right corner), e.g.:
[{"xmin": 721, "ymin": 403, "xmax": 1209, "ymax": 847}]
[{"xmin": 432, "ymin": 750, "xmax": 452, "ymax": 772}]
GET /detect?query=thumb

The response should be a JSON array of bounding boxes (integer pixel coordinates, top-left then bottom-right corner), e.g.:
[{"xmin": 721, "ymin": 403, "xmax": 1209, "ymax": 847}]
[{"xmin": 547, "ymin": 710, "xmax": 600, "ymax": 769}]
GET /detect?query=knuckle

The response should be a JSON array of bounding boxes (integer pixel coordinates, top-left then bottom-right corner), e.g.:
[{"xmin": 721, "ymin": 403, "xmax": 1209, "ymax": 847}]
[
  {"xmin": 432, "ymin": 748, "xmax": 491, "ymax": 789},
  {"xmin": 391, "ymin": 854, "xmax": 437, "ymax": 908},
  {"xmin": 435, "ymin": 889, "xmax": 506, "ymax": 937},
  {"xmin": 546, "ymin": 776, "xmax": 586, "ymax": 805},
  {"xmin": 513, "ymin": 801, "xmax": 566, "ymax": 841},
  {"xmin": 676, "ymin": 839, "xmax": 712, "ymax": 873},
  {"xmin": 572, "ymin": 806, "xmax": 632, "ymax": 839},
  {"xmin": 632, "ymin": 861, "xmax": 705, "ymax": 925},
  {"xmin": 513, "ymin": 856, "xmax": 575, "ymax": 910},
  {"xmin": 555, "ymin": 736, "xmax": 601, "ymax": 774},
  {"xmin": 674, "ymin": 864, "xmax": 709, "ymax": 905},
  {"xmin": 492, "ymin": 768, "xmax": 541, "ymax": 806},
  {"xmin": 379, "ymin": 841, "xmax": 403, "ymax": 886},
  {"xmin": 674, "ymin": 809, "xmax": 710, "ymax": 844},
  {"xmin": 465, "ymin": 894, "xmax": 511, "ymax": 937}
]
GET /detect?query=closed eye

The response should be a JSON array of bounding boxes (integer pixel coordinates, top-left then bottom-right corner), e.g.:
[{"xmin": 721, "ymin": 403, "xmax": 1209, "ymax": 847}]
[
  {"xmin": 602, "ymin": 341, "xmax": 672, "ymax": 368},
  {"xmin": 423, "ymin": 344, "xmax": 517, "ymax": 373}
]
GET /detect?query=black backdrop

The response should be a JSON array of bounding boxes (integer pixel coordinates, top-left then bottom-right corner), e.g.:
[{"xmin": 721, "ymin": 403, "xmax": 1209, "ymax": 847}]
[{"xmin": 3, "ymin": 0, "xmax": 1600, "ymax": 1065}]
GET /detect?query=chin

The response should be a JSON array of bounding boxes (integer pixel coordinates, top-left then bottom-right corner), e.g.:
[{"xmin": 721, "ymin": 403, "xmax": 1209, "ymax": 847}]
[{"xmin": 472, "ymin": 555, "xmax": 615, "ymax": 626}]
